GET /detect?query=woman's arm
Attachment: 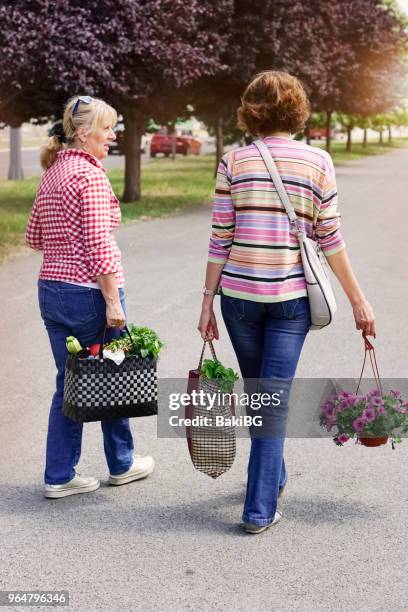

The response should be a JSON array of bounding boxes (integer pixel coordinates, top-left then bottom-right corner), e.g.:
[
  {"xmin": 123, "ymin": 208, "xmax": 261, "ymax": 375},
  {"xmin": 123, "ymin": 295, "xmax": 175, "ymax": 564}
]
[
  {"xmin": 197, "ymin": 262, "xmax": 224, "ymax": 340},
  {"xmin": 325, "ymin": 249, "xmax": 376, "ymax": 337},
  {"xmin": 198, "ymin": 154, "xmax": 235, "ymax": 340},
  {"xmin": 80, "ymin": 172, "xmax": 125, "ymax": 328},
  {"xmin": 97, "ymin": 273, "xmax": 126, "ymax": 328},
  {"xmin": 317, "ymin": 153, "xmax": 376, "ymax": 337},
  {"xmin": 25, "ymin": 201, "xmax": 43, "ymax": 251}
]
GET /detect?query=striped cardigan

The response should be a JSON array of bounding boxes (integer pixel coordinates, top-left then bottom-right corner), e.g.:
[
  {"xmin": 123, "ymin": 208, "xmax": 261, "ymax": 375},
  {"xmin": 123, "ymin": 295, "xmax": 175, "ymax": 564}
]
[{"xmin": 208, "ymin": 136, "xmax": 346, "ymax": 302}]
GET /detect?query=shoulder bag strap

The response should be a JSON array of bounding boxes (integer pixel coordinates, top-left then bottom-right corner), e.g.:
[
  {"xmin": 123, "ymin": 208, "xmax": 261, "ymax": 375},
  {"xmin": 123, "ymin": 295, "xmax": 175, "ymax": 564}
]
[{"xmin": 253, "ymin": 139, "xmax": 302, "ymax": 233}]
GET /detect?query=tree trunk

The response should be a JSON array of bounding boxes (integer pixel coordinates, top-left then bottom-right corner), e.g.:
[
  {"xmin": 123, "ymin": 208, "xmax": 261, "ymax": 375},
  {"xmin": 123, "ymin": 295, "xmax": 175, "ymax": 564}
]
[
  {"xmin": 325, "ymin": 111, "xmax": 332, "ymax": 154},
  {"xmin": 346, "ymin": 124, "xmax": 352, "ymax": 152},
  {"xmin": 168, "ymin": 122, "xmax": 177, "ymax": 160},
  {"xmin": 363, "ymin": 127, "xmax": 367, "ymax": 148},
  {"xmin": 122, "ymin": 110, "xmax": 146, "ymax": 202},
  {"xmin": 305, "ymin": 124, "xmax": 311, "ymax": 145},
  {"xmin": 214, "ymin": 116, "xmax": 224, "ymax": 177},
  {"xmin": 8, "ymin": 126, "xmax": 24, "ymax": 180},
  {"xmin": 379, "ymin": 130, "xmax": 383, "ymax": 145},
  {"xmin": 388, "ymin": 125, "xmax": 392, "ymax": 144}
]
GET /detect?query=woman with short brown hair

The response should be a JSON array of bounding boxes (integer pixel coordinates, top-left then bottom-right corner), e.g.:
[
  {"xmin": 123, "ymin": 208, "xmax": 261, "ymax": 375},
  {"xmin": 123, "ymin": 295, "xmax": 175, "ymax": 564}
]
[
  {"xmin": 237, "ymin": 70, "xmax": 310, "ymax": 136},
  {"xmin": 198, "ymin": 70, "xmax": 375, "ymax": 534}
]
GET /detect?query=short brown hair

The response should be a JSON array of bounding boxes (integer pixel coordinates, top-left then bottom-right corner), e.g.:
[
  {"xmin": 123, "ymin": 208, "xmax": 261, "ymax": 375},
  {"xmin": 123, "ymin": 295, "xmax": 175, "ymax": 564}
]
[{"xmin": 237, "ymin": 71, "xmax": 310, "ymax": 136}]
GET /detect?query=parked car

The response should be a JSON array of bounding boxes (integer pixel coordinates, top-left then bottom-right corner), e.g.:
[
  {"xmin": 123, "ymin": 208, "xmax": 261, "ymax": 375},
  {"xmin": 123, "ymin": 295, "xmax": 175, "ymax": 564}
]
[
  {"xmin": 150, "ymin": 130, "xmax": 201, "ymax": 157},
  {"xmin": 308, "ymin": 127, "xmax": 334, "ymax": 140}
]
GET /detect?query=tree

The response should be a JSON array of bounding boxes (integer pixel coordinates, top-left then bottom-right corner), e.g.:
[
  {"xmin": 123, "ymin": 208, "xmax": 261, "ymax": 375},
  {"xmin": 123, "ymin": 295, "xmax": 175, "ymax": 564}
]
[
  {"xmin": 0, "ymin": 1, "xmax": 52, "ymax": 178},
  {"xmin": 0, "ymin": 0, "xmax": 231, "ymax": 200},
  {"xmin": 305, "ymin": 0, "xmax": 407, "ymax": 152},
  {"xmin": 191, "ymin": 0, "xmax": 406, "ymax": 164},
  {"xmin": 191, "ymin": 0, "xmax": 332, "ymax": 171},
  {"xmin": 355, "ymin": 115, "xmax": 372, "ymax": 148},
  {"xmin": 370, "ymin": 114, "xmax": 388, "ymax": 143}
]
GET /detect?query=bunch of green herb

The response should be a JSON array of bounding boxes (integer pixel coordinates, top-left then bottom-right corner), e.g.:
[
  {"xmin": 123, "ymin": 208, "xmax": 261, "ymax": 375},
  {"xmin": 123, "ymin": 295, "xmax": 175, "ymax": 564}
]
[
  {"xmin": 200, "ymin": 358, "xmax": 239, "ymax": 393},
  {"xmin": 106, "ymin": 325, "xmax": 164, "ymax": 360}
]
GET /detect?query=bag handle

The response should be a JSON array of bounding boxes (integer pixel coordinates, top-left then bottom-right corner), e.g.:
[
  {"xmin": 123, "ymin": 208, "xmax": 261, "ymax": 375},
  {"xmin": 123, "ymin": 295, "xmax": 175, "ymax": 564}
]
[
  {"xmin": 355, "ymin": 332, "xmax": 383, "ymax": 396},
  {"xmin": 253, "ymin": 139, "xmax": 302, "ymax": 233},
  {"xmin": 98, "ymin": 325, "xmax": 137, "ymax": 359},
  {"xmin": 197, "ymin": 338, "xmax": 218, "ymax": 371}
]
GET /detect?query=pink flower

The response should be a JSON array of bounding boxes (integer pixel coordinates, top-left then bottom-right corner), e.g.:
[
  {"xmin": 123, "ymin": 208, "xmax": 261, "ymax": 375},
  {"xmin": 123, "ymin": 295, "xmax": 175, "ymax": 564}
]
[
  {"xmin": 390, "ymin": 389, "xmax": 402, "ymax": 399},
  {"xmin": 376, "ymin": 405, "xmax": 385, "ymax": 415},
  {"xmin": 362, "ymin": 407, "xmax": 376, "ymax": 422},
  {"xmin": 337, "ymin": 399, "xmax": 351, "ymax": 412},
  {"xmin": 353, "ymin": 416, "xmax": 367, "ymax": 432},
  {"xmin": 351, "ymin": 396, "xmax": 362, "ymax": 407},
  {"xmin": 337, "ymin": 434, "xmax": 350, "ymax": 444},
  {"xmin": 322, "ymin": 402, "xmax": 335, "ymax": 417},
  {"xmin": 366, "ymin": 389, "xmax": 381, "ymax": 398},
  {"xmin": 371, "ymin": 397, "xmax": 384, "ymax": 407}
]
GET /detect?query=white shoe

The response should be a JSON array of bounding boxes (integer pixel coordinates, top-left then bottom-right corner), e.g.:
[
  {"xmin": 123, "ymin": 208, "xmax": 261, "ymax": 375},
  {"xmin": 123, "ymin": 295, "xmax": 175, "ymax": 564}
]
[
  {"xmin": 243, "ymin": 510, "xmax": 283, "ymax": 534},
  {"xmin": 44, "ymin": 474, "xmax": 100, "ymax": 499},
  {"xmin": 108, "ymin": 455, "xmax": 155, "ymax": 486}
]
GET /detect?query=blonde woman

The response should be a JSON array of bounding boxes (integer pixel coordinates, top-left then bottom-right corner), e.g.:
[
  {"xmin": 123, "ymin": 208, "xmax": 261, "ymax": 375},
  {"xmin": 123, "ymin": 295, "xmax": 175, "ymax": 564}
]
[{"xmin": 26, "ymin": 96, "xmax": 154, "ymax": 498}]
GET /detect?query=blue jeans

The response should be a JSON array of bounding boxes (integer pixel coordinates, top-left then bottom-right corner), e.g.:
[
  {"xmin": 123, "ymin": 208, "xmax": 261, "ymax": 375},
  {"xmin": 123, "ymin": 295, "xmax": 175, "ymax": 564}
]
[
  {"xmin": 38, "ymin": 280, "xmax": 134, "ymax": 485},
  {"xmin": 221, "ymin": 293, "xmax": 311, "ymax": 525}
]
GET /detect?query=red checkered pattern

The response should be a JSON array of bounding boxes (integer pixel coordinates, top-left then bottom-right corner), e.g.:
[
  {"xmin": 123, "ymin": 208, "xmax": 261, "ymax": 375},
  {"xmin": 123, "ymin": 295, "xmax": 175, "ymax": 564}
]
[{"xmin": 26, "ymin": 149, "xmax": 124, "ymax": 287}]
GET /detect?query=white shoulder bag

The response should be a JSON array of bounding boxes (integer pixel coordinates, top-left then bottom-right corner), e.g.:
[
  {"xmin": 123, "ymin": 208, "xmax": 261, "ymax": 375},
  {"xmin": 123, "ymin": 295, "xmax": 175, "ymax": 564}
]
[{"xmin": 253, "ymin": 139, "xmax": 337, "ymax": 330}]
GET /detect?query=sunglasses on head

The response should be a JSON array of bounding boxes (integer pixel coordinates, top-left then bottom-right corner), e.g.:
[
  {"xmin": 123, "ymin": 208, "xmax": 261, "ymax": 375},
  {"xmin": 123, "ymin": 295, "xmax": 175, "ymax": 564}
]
[{"xmin": 72, "ymin": 96, "xmax": 93, "ymax": 117}]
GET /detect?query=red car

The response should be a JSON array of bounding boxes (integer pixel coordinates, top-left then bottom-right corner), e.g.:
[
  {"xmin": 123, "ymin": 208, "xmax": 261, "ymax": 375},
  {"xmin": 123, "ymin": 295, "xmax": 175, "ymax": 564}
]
[
  {"xmin": 308, "ymin": 127, "xmax": 334, "ymax": 140},
  {"xmin": 150, "ymin": 132, "xmax": 201, "ymax": 157}
]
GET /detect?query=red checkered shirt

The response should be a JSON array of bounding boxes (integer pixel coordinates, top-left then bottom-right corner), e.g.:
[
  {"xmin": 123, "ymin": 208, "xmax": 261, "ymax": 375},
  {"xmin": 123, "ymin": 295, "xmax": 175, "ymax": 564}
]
[{"xmin": 26, "ymin": 149, "xmax": 124, "ymax": 287}]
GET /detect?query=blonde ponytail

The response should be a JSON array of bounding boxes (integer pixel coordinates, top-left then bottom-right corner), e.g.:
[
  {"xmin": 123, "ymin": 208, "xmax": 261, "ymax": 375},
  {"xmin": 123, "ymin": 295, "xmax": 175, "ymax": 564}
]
[{"xmin": 41, "ymin": 135, "xmax": 64, "ymax": 170}]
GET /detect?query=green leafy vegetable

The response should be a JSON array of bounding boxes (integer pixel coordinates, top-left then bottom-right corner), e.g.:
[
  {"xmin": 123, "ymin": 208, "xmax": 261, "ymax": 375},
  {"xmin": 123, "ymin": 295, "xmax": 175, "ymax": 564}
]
[
  {"xmin": 105, "ymin": 325, "xmax": 164, "ymax": 360},
  {"xmin": 200, "ymin": 358, "xmax": 239, "ymax": 392}
]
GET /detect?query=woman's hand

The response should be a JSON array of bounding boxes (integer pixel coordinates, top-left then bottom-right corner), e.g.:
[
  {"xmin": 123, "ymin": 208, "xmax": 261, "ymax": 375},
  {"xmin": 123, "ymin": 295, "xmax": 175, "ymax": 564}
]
[
  {"xmin": 352, "ymin": 298, "xmax": 376, "ymax": 337},
  {"xmin": 198, "ymin": 304, "xmax": 219, "ymax": 341},
  {"xmin": 106, "ymin": 301, "xmax": 126, "ymax": 329}
]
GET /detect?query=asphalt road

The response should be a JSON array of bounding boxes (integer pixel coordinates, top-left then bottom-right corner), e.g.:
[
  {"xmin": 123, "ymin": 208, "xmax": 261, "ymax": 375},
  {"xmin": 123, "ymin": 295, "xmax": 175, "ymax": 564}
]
[{"xmin": 0, "ymin": 148, "xmax": 407, "ymax": 611}]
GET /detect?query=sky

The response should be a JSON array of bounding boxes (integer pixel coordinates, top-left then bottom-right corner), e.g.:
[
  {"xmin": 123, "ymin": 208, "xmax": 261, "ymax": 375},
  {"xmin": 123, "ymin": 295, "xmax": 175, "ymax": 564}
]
[{"xmin": 398, "ymin": 0, "xmax": 408, "ymax": 13}]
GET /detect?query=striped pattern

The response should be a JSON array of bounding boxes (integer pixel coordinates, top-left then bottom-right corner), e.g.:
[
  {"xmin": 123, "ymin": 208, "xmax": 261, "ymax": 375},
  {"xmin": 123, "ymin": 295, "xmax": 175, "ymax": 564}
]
[{"xmin": 208, "ymin": 136, "xmax": 346, "ymax": 302}]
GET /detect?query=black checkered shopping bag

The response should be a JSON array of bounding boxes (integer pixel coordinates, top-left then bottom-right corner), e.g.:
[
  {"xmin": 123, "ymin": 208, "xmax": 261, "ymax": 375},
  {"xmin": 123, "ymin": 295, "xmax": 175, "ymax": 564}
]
[
  {"xmin": 187, "ymin": 340, "xmax": 236, "ymax": 479},
  {"xmin": 63, "ymin": 327, "xmax": 158, "ymax": 422}
]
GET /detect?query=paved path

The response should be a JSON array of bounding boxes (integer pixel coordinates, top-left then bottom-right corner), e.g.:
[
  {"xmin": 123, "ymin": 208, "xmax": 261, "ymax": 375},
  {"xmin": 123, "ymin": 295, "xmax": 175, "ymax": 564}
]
[{"xmin": 0, "ymin": 148, "xmax": 407, "ymax": 611}]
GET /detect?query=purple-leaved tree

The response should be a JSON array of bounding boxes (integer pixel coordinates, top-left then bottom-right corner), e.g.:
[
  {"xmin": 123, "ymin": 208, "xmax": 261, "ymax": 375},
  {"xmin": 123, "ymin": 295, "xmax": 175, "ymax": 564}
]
[{"xmin": 0, "ymin": 0, "xmax": 232, "ymax": 199}]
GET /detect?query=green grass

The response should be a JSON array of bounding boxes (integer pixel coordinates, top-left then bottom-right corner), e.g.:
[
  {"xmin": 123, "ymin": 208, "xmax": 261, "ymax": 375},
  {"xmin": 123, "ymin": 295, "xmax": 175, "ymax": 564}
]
[
  {"xmin": 319, "ymin": 138, "xmax": 408, "ymax": 164},
  {"xmin": 109, "ymin": 155, "xmax": 215, "ymax": 222},
  {"xmin": 0, "ymin": 138, "xmax": 48, "ymax": 150},
  {"xmin": 0, "ymin": 175, "xmax": 42, "ymax": 260},
  {"xmin": 1, "ymin": 138, "xmax": 408, "ymax": 261},
  {"xmin": 0, "ymin": 155, "xmax": 216, "ymax": 261}
]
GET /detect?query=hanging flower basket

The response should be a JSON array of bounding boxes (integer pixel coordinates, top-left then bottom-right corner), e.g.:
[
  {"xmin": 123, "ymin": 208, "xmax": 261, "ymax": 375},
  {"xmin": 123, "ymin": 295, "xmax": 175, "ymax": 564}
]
[{"xmin": 319, "ymin": 335, "xmax": 408, "ymax": 450}]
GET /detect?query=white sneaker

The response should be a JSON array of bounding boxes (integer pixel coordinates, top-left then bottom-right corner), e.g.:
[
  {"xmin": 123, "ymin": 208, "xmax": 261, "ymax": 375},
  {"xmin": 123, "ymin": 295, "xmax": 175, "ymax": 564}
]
[
  {"xmin": 44, "ymin": 474, "xmax": 100, "ymax": 499},
  {"xmin": 243, "ymin": 510, "xmax": 283, "ymax": 534},
  {"xmin": 108, "ymin": 455, "xmax": 155, "ymax": 486}
]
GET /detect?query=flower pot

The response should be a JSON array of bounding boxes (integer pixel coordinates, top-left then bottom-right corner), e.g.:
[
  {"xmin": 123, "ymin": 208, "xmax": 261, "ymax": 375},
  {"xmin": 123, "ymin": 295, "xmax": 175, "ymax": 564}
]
[{"xmin": 358, "ymin": 436, "xmax": 388, "ymax": 447}]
